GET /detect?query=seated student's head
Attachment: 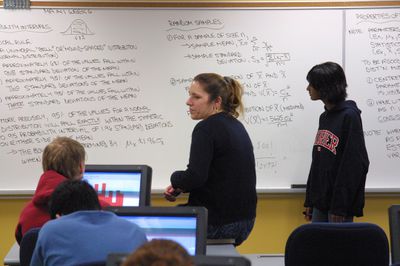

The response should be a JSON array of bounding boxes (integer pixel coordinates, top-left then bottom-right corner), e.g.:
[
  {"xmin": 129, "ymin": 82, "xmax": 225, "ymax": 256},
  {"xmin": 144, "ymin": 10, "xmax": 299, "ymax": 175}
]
[
  {"xmin": 42, "ymin": 136, "xmax": 86, "ymax": 180},
  {"xmin": 122, "ymin": 239, "xmax": 193, "ymax": 266},
  {"xmin": 49, "ymin": 179, "xmax": 100, "ymax": 219}
]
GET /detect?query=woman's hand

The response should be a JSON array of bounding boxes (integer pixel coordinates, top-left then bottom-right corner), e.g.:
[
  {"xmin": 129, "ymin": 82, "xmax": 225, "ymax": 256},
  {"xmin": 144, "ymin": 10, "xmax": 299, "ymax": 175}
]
[
  {"xmin": 330, "ymin": 214, "xmax": 346, "ymax": 223},
  {"xmin": 303, "ymin": 207, "xmax": 313, "ymax": 222},
  {"xmin": 164, "ymin": 185, "xmax": 182, "ymax": 202}
]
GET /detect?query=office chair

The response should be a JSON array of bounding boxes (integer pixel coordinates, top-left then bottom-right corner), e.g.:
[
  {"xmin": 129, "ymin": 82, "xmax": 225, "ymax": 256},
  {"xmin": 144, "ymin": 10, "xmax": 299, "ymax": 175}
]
[
  {"xmin": 19, "ymin": 227, "xmax": 40, "ymax": 266},
  {"xmin": 285, "ymin": 222, "xmax": 389, "ymax": 266}
]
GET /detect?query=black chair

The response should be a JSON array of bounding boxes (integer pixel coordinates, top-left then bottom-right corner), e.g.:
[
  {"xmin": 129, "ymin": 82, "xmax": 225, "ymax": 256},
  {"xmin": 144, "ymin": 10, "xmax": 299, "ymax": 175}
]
[
  {"xmin": 285, "ymin": 222, "xmax": 389, "ymax": 266},
  {"xmin": 19, "ymin": 227, "xmax": 40, "ymax": 266}
]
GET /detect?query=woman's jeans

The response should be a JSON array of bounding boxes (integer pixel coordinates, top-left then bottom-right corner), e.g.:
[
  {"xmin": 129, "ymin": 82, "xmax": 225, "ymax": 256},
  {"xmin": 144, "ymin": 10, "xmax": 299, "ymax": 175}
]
[
  {"xmin": 312, "ymin": 208, "xmax": 354, "ymax": 223},
  {"xmin": 207, "ymin": 218, "xmax": 255, "ymax": 246}
]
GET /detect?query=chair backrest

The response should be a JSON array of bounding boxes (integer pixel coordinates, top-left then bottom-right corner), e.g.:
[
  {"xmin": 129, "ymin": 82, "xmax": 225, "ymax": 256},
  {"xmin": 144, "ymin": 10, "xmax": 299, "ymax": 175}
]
[
  {"xmin": 192, "ymin": 255, "xmax": 251, "ymax": 266},
  {"xmin": 19, "ymin": 227, "xmax": 40, "ymax": 266},
  {"xmin": 389, "ymin": 205, "xmax": 400, "ymax": 263},
  {"xmin": 284, "ymin": 222, "xmax": 389, "ymax": 266}
]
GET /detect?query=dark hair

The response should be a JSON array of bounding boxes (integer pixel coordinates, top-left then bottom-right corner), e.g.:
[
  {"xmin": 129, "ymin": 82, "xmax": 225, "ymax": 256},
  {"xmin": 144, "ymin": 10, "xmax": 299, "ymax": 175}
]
[
  {"xmin": 122, "ymin": 239, "xmax": 193, "ymax": 266},
  {"xmin": 48, "ymin": 180, "xmax": 100, "ymax": 219},
  {"xmin": 193, "ymin": 73, "xmax": 244, "ymax": 118},
  {"xmin": 42, "ymin": 136, "xmax": 86, "ymax": 179},
  {"xmin": 306, "ymin": 62, "xmax": 347, "ymax": 104}
]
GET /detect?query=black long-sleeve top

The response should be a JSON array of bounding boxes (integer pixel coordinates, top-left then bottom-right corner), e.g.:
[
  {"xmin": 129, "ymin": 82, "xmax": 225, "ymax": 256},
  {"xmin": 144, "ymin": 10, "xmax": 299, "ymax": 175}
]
[
  {"xmin": 171, "ymin": 112, "xmax": 257, "ymax": 226},
  {"xmin": 304, "ymin": 100, "xmax": 369, "ymax": 217}
]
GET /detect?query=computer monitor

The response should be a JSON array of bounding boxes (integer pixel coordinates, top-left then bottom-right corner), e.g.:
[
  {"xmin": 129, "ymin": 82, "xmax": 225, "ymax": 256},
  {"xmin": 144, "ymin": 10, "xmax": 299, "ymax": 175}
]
[
  {"xmin": 83, "ymin": 165, "xmax": 152, "ymax": 207},
  {"xmin": 389, "ymin": 205, "xmax": 400, "ymax": 264},
  {"xmin": 107, "ymin": 206, "xmax": 208, "ymax": 255}
]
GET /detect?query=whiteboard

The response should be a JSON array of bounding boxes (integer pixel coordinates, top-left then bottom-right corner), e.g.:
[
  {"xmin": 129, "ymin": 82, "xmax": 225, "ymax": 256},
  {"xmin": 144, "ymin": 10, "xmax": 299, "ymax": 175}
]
[
  {"xmin": 345, "ymin": 8, "xmax": 400, "ymax": 189},
  {"xmin": 0, "ymin": 7, "xmax": 397, "ymax": 194}
]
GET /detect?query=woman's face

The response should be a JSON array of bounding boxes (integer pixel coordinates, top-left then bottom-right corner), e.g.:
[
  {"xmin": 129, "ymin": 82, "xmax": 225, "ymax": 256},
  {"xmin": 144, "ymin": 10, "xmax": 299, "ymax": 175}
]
[
  {"xmin": 306, "ymin": 84, "xmax": 321, "ymax": 101},
  {"xmin": 186, "ymin": 81, "xmax": 217, "ymax": 120}
]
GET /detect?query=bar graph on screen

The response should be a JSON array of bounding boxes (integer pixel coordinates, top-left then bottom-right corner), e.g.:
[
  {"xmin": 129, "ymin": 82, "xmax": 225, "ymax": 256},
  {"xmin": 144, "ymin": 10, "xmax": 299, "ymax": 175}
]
[
  {"xmin": 84, "ymin": 171, "xmax": 141, "ymax": 207},
  {"xmin": 94, "ymin": 183, "xmax": 124, "ymax": 206}
]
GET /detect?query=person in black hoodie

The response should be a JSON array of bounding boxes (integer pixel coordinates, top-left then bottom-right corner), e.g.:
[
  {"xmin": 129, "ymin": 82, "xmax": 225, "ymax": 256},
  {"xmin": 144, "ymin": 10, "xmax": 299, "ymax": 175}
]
[{"xmin": 303, "ymin": 62, "xmax": 369, "ymax": 223}]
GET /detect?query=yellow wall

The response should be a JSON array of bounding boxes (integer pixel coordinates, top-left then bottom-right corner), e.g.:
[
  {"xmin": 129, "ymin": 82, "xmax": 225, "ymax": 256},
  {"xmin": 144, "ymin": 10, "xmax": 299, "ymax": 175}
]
[
  {"xmin": 1, "ymin": 198, "xmax": 27, "ymax": 264},
  {"xmin": 2, "ymin": 193, "xmax": 400, "ymax": 264}
]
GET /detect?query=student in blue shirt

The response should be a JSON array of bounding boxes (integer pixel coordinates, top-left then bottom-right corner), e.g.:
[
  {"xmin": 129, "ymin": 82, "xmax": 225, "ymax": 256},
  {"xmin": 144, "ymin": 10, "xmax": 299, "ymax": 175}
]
[{"xmin": 30, "ymin": 180, "xmax": 147, "ymax": 266}]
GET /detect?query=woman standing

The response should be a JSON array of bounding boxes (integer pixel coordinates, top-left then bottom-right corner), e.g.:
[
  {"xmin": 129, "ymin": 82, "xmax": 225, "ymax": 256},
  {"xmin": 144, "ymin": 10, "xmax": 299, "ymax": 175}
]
[
  {"xmin": 164, "ymin": 73, "xmax": 257, "ymax": 245},
  {"xmin": 304, "ymin": 62, "xmax": 369, "ymax": 223}
]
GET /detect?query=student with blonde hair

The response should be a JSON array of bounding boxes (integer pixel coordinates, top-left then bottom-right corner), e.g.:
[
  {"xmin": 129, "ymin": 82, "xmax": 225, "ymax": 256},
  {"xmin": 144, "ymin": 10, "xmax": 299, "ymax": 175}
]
[{"xmin": 15, "ymin": 136, "xmax": 108, "ymax": 243}]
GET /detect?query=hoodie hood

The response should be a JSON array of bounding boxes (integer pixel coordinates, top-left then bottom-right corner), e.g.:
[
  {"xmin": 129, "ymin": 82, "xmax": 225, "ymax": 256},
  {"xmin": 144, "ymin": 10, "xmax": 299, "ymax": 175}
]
[
  {"xmin": 326, "ymin": 100, "xmax": 361, "ymax": 114},
  {"xmin": 32, "ymin": 170, "xmax": 67, "ymax": 206}
]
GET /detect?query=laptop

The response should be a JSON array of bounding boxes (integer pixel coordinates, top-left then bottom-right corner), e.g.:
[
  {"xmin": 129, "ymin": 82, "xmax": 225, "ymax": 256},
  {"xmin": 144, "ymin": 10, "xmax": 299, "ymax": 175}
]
[
  {"xmin": 83, "ymin": 165, "xmax": 152, "ymax": 207},
  {"xmin": 107, "ymin": 206, "xmax": 208, "ymax": 255}
]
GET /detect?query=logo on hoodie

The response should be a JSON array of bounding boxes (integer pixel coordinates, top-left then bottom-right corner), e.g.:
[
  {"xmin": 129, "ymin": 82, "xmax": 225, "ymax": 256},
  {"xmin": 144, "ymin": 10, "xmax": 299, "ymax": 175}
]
[{"xmin": 314, "ymin": 129, "xmax": 339, "ymax": 155}]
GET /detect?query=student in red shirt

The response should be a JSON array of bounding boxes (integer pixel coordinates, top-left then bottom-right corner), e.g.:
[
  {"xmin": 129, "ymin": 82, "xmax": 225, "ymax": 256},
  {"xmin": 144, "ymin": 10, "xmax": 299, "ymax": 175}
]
[{"xmin": 15, "ymin": 136, "xmax": 108, "ymax": 243}]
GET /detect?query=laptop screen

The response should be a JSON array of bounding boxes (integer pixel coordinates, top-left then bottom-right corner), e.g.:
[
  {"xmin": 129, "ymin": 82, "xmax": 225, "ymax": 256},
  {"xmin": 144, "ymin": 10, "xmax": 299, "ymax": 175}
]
[
  {"xmin": 107, "ymin": 206, "xmax": 208, "ymax": 255},
  {"xmin": 83, "ymin": 165, "xmax": 152, "ymax": 207}
]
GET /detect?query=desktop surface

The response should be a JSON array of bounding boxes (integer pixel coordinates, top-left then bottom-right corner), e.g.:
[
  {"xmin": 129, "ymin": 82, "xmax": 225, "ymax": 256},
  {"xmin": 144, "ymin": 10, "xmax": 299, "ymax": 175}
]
[
  {"xmin": 5, "ymin": 242, "xmax": 259, "ymax": 266},
  {"xmin": 243, "ymin": 254, "xmax": 284, "ymax": 266}
]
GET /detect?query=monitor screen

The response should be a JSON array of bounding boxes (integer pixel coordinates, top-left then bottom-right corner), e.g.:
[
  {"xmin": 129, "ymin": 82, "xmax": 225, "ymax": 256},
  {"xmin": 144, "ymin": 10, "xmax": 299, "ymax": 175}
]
[
  {"xmin": 107, "ymin": 206, "xmax": 208, "ymax": 255},
  {"xmin": 83, "ymin": 165, "xmax": 152, "ymax": 207},
  {"xmin": 121, "ymin": 215, "xmax": 197, "ymax": 255}
]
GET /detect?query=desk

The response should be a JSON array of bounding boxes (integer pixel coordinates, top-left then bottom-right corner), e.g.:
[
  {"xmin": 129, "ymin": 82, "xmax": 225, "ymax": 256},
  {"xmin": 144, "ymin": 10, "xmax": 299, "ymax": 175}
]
[
  {"xmin": 244, "ymin": 254, "xmax": 285, "ymax": 266},
  {"xmin": 206, "ymin": 245, "xmax": 285, "ymax": 265},
  {"xmin": 206, "ymin": 244, "xmax": 240, "ymax": 256},
  {"xmin": 4, "ymin": 242, "xmax": 285, "ymax": 266},
  {"xmin": 4, "ymin": 242, "xmax": 242, "ymax": 266},
  {"xmin": 4, "ymin": 242, "xmax": 19, "ymax": 266}
]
